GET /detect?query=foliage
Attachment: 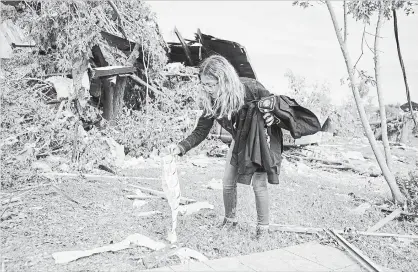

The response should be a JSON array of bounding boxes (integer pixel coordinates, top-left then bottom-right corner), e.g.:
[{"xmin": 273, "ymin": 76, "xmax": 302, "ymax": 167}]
[
  {"xmin": 396, "ymin": 168, "xmax": 418, "ymax": 212},
  {"xmin": 284, "ymin": 70, "xmax": 334, "ymax": 121},
  {"xmin": 13, "ymin": 0, "xmax": 167, "ymax": 79},
  {"xmin": 292, "ymin": 1, "xmax": 315, "ymax": 9},
  {"xmin": 348, "ymin": 0, "xmax": 416, "ymax": 23},
  {"xmin": 0, "ymin": 2, "xmax": 18, "ymax": 21},
  {"xmin": 107, "ymin": 66, "xmax": 217, "ymax": 158},
  {"xmin": 1, "ymin": 58, "xmax": 77, "ymax": 187},
  {"xmin": 332, "ymin": 97, "xmax": 366, "ymax": 137},
  {"xmin": 14, "ymin": 1, "xmax": 104, "ymax": 75},
  {"xmin": 284, "ymin": 70, "xmax": 379, "ymax": 137},
  {"xmin": 292, "ymin": 0, "xmax": 417, "ymax": 20}
]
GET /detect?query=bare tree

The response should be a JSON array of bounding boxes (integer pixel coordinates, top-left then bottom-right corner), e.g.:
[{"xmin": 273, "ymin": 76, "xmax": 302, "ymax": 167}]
[
  {"xmin": 374, "ymin": 2, "xmax": 393, "ymax": 171},
  {"xmin": 325, "ymin": 1, "xmax": 405, "ymax": 203},
  {"xmin": 392, "ymin": 7, "xmax": 417, "ymax": 128}
]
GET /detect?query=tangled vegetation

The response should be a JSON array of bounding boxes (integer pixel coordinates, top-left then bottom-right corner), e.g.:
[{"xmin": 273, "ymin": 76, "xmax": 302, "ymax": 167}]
[{"xmin": 0, "ymin": 1, "xmax": 215, "ymax": 188}]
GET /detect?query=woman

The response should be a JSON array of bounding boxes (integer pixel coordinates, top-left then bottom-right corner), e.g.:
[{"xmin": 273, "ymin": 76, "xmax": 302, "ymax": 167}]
[{"xmin": 168, "ymin": 55, "xmax": 284, "ymax": 238}]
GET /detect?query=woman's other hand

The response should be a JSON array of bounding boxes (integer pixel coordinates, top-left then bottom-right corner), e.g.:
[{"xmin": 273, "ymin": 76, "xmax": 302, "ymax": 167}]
[{"xmin": 167, "ymin": 144, "xmax": 182, "ymax": 156}]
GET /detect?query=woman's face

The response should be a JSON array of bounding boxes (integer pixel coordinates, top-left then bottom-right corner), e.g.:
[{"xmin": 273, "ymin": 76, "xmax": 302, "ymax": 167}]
[
  {"xmin": 199, "ymin": 74, "xmax": 219, "ymax": 103},
  {"xmin": 199, "ymin": 74, "xmax": 218, "ymax": 94}
]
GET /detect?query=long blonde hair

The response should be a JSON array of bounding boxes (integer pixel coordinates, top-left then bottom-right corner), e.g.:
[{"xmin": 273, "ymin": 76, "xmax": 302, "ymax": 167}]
[{"xmin": 198, "ymin": 55, "xmax": 245, "ymax": 119}]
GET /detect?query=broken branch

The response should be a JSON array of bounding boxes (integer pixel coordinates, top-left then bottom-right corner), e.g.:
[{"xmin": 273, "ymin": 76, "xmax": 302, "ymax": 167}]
[
  {"xmin": 367, "ymin": 208, "xmax": 402, "ymax": 233},
  {"xmin": 107, "ymin": 0, "xmax": 128, "ymax": 40},
  {"xmin": 129, "ymin": 74, "xmax": 165, "ymax": 96},
  {"xmin": 50, "ymin": 184, "xmax": 80, "ymax": 205},
  {"xmin": 354, "ymin": 25, "xmax": 366, "ymax": 71}
]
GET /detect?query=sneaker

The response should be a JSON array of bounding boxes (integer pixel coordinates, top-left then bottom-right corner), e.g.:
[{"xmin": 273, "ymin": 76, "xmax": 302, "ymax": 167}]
[
  {"xmin": 255, "ymin": 225, "xmax": 270, "ymax": 239},
  {"xmin": 217, "ymin": 217, "xmax": 238, "ymax": 229}
]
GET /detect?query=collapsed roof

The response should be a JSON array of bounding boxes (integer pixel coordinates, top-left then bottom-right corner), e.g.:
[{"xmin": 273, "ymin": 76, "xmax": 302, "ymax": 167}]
[
  {"xmin": 168, "ymin": 28, "xmax": 257, "ymax": 80},
  {"xmin": 400, "ymin": 101, "xmax": 418, "ymax": 112},
  {"xmin": 92, "ymin": 27, "xmax": 258, "ymax": 79}
]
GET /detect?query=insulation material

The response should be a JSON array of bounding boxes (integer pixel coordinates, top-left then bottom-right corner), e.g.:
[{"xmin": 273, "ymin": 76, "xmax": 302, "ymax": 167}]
[{"xmin": 161, "ymin": 155, "xmax": 181, "ymax": 243}]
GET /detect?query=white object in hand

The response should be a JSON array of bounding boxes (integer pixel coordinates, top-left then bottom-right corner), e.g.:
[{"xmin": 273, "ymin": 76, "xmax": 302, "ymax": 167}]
[{"xmin": 161, "ymin": 155, "xmax": 181, "ymax": 243}]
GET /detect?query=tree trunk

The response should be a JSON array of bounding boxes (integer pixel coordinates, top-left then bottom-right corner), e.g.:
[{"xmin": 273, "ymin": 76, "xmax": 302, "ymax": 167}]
[
  {"xmin": 325, "ymin": 1, "xmax": 405, "ymax": 204},
  {"xmin": 374, "ymin": 3, "xmax": 393, "ymax": 171},
  {"xmin": 392, "ymin": 8, "xmax": 417, "ymax": 128}
]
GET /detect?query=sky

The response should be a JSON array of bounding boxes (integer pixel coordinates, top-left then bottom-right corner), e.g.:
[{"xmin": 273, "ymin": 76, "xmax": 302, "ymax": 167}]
[{"xmin": 148, "ymin": 1, "xmax": 418, "ymax": 106}]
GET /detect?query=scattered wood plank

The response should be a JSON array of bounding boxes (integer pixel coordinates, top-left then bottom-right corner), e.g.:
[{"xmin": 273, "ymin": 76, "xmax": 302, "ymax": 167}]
[
  {"xmin": 270, "ymin": 224, "xmax": 322, "ymax": 234},
  {"xmin": 380, "ymin": 208, "xmax": 418, "ymax": 217},
  {"xmin": 269, "ymin": 223, "xmax": 418, "ymax": 240},
  {"xmin": 42, "ymin": 172, "xmax": 159, "ymax": 182},
  {"xmin": 326, "ymin": 229, "xmax": 382, "ymax": 272},
  {"xmin": 174, "ymin": 27, "xmax": 193, "ymax": 66},
  {"xmin": 91, "ymin": 66, "xmax": 136, "ymax": 79},
  {"xmin": 354, "ymin": 231, "xmax": 418, "ymax": 240},
  {"xmin": 367, "ymin": 208, "xmax": 402, "ymax": 233},
  {"xmin": 128, "ymin": 184, "xmax": 196, "ymax": 205},
  {"xmin": 125, "ymin": 195, "xmax": 159, "ymax": 200}
]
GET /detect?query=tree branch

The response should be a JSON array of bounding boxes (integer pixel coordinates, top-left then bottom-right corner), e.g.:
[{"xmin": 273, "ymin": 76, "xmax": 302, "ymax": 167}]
[
  {"xmin": 364, "ymin": 37, "xmax": 375, "ymax": 55},
  {"xmin": 107, "ymin": 0, "xmax": 128, "ymax": 40},
  {"xmin": 353, "ymin": 25, "xmax": 366, "ymax": 71},
  {"xmin": 343, "ymin": 0, "xmax": 347, "ymax": 43}
]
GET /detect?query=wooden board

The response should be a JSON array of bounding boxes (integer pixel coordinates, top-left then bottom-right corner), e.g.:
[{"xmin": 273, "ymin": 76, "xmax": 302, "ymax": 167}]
[{"xmin": 91, "ymin": 66, "xmax": 136, "ymax": 79}]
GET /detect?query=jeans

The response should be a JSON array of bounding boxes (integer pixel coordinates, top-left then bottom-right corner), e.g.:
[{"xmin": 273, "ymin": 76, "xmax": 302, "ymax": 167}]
[{"xmin": 222, "ymin": 140, "xmax": 269, "ymax": 226}]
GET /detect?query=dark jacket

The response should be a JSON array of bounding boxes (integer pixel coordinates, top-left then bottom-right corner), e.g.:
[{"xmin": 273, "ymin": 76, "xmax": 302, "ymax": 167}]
[
  {"xmin": 178, "ymin": 77, "xmax": 321, "ymax": 185},
  {"xmin": 178, "ymin": 77, "xmax": 273, "ymax": 155},
  {"xmin": 230, "ymin": 101, "xmax": 282, "ymax": 185}
]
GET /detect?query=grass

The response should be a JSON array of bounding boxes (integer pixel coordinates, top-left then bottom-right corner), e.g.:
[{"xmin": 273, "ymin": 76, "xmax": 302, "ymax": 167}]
[{"xmin": 1, "ymin": 140, "xmax": 417, "ymax": 271}]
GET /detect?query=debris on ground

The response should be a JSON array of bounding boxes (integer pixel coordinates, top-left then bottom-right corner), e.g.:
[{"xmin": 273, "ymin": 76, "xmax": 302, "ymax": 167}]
[
  {"xmin": 178, "ymin": 201, "xmax": 214, "ymax": 216},
  {"xmin": 52, "ymin": 233, "xmax": 166, "ymax": 264},
  {"xmin": 174, "ymin": 247, "xmax": 209, "ymax": 263},
  {"xmin": 203, "ymin": 178, "xmax": 223, "ymax": 190}
]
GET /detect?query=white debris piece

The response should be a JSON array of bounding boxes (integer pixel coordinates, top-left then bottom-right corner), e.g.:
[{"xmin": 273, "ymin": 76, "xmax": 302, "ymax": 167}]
[
  {"xmin": 52, "ymin": 233, "xmax": 166, "ymax": 264},
  {"xmin": 178, "ymin": 201, "xmax": 214, "ymax": 216},
  {"xmin": 204, "ymin": 178, "xmax": 223, "ymax": 190},
  {"xmin": 161, "ymin": 155, "xmax": 181, "ymax": 243}
]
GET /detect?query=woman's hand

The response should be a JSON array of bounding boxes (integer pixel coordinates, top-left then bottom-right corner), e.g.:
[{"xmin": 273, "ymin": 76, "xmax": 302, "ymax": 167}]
[
  {"xmin": 167, "ymin": 144, "xmax": 182, "ymax": 156},
  {"xmin": 263, "ymin": 113, "xmax": 275, "ymax": 127}
]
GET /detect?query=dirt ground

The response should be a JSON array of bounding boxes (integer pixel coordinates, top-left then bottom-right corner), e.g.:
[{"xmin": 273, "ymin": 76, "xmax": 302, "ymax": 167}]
[{"xmin": 1, "ymin": 137, "xmax": 417, "ymax": 272}]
